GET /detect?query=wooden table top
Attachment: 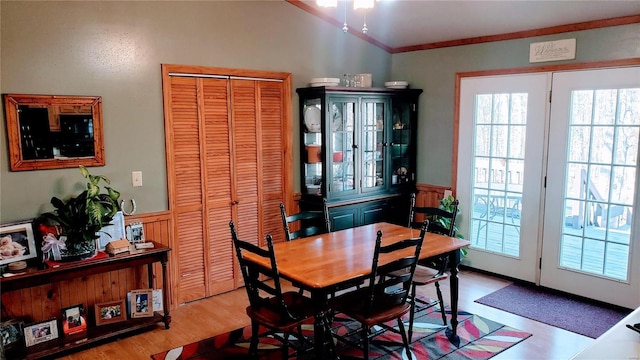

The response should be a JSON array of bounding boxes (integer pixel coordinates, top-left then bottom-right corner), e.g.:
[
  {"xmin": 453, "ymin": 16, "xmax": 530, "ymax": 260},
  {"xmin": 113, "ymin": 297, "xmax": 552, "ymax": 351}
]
[{"xmin": 245, "ymin": 222, "xmax": 470, "ymax": 290}]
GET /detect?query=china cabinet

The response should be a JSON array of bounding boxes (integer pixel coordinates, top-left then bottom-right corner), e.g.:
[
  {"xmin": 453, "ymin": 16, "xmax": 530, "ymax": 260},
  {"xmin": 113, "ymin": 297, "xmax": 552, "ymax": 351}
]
[{"xmin": 296, "ymin": 86, "xmax": 422, "ymax": 231}]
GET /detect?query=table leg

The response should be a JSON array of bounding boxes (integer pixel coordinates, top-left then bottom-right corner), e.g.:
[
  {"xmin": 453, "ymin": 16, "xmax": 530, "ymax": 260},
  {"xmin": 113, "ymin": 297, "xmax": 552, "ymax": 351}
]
[
  {"xmin": 311, "ymin": 290, "xmax": 331, "ymax": 359},
  {"xmin": 446, "ymin": 249, "xmax": 461, "ymax": 347},
  {"xmin": 161, "ymin": 256, "xmax": 171, "ymax": 329}
]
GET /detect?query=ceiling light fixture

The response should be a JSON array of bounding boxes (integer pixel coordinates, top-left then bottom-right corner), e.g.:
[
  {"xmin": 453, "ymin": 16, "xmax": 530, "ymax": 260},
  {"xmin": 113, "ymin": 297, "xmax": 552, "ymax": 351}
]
[{"xmin": 317, "ymin": 0, "xmax": 375, "ymax": 34}]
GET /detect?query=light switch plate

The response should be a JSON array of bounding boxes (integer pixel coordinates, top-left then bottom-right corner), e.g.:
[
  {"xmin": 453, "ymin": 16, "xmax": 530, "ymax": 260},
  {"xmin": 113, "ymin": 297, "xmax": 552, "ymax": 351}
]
[{"xmin": 132, "ymin": 171, "xmax": 143, "ymax": 187}]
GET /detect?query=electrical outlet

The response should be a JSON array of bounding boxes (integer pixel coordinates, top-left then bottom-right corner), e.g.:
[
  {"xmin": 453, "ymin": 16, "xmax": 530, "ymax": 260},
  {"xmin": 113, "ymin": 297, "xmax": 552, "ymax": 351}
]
[{"xmin": 132, "ymin": 171, "xmax": 143, "ymax": 187}]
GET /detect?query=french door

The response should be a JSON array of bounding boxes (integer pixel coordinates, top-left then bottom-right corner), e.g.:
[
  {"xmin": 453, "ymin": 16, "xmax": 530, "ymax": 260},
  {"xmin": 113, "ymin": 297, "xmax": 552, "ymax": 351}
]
[
  {"xmin": 458, "ymin": 67, "xmax": 640, "ymax": 308},
  {"xmin": 541, "ymin": 67, "xmax": 640, "ymax": 308},
  {"xmin": 458, "ymin": 74, "xmax": 549, "ymax": 282}
]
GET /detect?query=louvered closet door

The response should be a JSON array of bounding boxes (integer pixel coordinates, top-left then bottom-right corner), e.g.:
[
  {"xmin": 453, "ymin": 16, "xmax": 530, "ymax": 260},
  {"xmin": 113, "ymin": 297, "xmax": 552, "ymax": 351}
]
[
  {"xmin": 203, "ymin": 78, "xmax": 235, "ymax": 295},
  {"xmin": 167, "ymin": 76, "xmax": 209, "ymax": 303},
  {"xmin": 227, "ymin": 80, "xmax": 286, "ymax": 250},
  {"xmin": 228, "ymin": 80, "xmax": 261, "ymax": 252},
  {"xmin": 165, "ymin": 68, "xmax": 290, "ymax": 303},
  {"xmin": 257, "ymin": 81, "xmax": 287, "ymax": 243}
]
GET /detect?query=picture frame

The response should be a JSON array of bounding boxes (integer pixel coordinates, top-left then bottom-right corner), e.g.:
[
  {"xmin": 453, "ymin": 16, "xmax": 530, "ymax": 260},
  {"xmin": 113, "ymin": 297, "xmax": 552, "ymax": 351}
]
[
  {"xmin": 129, "ymin": 289, "xmax": 154, "ymax": 318},
  {"xmin": 94, "ymin": 299, "xmax": 127, "ymax": 326},
  {"xmin": 96, "ymin": 211, "xmax": 125, "ymax": 251},
  {"xmin": 1, "ymin": 319, "xmax": 24, "ymax": 349},
  {"xmin": 23, "ymin": 318, "xmax": 59, "ymax": 347},
  {"xmin": 152, "ymin": 289, "xmax": 163, "ymax": 312},
  {"xmin": 0, "ymin": 220, "xmax": 38, "ymax": 266},
  {"xmin": 126, "ymin": 222, "xmax": 145, "ymax": 243},
  {"xmin": 61, "ymin": 304, "xmax": 87, "ymax": 336}
]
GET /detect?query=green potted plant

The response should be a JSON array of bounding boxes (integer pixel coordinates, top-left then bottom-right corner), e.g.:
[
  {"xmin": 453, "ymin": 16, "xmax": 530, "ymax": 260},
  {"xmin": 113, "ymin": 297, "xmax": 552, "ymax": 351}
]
[
  {"xmin": 40, "ymin": 166, "xmax": 121, "ymax": 261},
  {"xmin": 437, "ymin": 194, "xmax": 467, "ymax": 256}
]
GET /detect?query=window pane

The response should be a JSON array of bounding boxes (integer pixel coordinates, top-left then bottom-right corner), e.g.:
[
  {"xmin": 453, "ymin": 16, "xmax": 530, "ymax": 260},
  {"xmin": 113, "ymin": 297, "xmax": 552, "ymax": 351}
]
[{"xmin": 570, "ymin": 90, "xmax": 593, "ymax": 125}]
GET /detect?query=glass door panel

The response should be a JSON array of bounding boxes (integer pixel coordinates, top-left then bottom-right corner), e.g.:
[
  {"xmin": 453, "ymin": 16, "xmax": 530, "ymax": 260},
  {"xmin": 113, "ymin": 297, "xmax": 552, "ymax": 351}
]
[
  {"xmin": 471, "ymin": 93, "xmax": 526, "ymax": 257},
  {"xmin": 330, "ymin": 99, "xmax": 356, "ymax": 196},
  {"xmin": 302, "ymin": 98, "xmax": 323, "ymax": 197},
  {"xmin": 557, "ymin": 88, "xmax": 638, "ymax": 281},
  {"xmin": 361, "ymin": 99, "xmax": 385, "ymax": 191},
  {"xmin": 391, "ymin": 101, "xmax": 412, "ymax": 185}
]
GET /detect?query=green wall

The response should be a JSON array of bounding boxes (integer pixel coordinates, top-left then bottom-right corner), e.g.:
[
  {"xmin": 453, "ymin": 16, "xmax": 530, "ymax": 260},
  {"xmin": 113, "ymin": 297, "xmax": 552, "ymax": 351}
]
[
  {"xmin": 0, "ymin": 1, "xmax": 391, "ymax": 222},
  {"xmin": 391, "ymin": 23, "xmax": 640, "ymax": 187},
  {"xmin": 1, "ymin": 1, "xmax": 638, "ymax": 224}
]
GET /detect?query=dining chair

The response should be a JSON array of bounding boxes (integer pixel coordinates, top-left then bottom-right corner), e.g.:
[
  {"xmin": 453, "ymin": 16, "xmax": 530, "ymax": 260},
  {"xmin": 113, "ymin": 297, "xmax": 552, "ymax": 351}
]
[
  {"xmin": 330, "ymin": 221, "xmax": 428, "ymax": 360},
  {"xmin": 229, "ymin": 220, "xmax": 317, "ymax": 359},
  {"xmin": 280, "ymin": 198, "xmax": 330, "ymax": 242},
  {"xmin": 406, "ymin": 192, "xmax": 459, "ymax": 339}
]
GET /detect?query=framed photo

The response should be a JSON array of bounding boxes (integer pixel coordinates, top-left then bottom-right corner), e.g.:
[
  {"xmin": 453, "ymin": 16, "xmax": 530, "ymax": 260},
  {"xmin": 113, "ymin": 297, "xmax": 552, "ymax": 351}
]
[
  {"xmin": 23, "ymin": 318, "xmax": 59, "ymax": 347},
  {"xmin": 97, "ymin": 211, "xmax": 125, "ymax": 251},
  {"xmin": 126, "ymin": 222, "xmax": 145, "ymax": 244},
  {"xmin": 0, "ymin": 220, "xmax": 37, "ymax": 266},
  {"xmin": 61, "ymin": 304, "xmax": 87, "ymax": 336},
  {"xmin": 129, "ymin": 289, "xmax": 154, "ymax": 318},
  {"xmin": 1, "ymin": 319, "xmax": 24, "ymax": 349},
  {"xmin": 152, "ymin": 289, "xmax": 163, "ymax": 312},
  {"xmin": 95, "ymin": 299, "xmax": 127, "ymax": 326}
]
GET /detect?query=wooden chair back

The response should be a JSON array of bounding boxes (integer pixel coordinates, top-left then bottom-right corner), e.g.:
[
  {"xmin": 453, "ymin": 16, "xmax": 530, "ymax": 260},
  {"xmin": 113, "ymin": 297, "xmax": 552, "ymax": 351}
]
[
  {"xmin": 363, "ymin": 220, "xmax": 427, "ymax": 317},
  {"xmin": 408, "ymin": 193, "xmax": 459, "ymax": 236},
  {"xmin": 229, "ymin": 220, "xmax": 297, "ymax": 321},
  {"xmin": 280, "ymin": 198, "xmax": 330, "ymax": 241}
]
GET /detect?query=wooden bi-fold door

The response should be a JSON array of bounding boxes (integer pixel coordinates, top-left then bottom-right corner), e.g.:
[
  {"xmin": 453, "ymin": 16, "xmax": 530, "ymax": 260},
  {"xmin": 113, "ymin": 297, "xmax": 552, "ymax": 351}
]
[{"xmin": 162, "ymin": 65, "xmax": 292, "ymax": 304}]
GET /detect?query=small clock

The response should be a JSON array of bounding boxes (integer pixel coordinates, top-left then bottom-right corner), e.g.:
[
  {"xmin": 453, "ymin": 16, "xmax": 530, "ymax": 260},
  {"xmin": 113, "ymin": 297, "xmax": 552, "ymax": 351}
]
[{"xmin": 304, "ymin": 106, "xmax": 321, "ymax": 133}]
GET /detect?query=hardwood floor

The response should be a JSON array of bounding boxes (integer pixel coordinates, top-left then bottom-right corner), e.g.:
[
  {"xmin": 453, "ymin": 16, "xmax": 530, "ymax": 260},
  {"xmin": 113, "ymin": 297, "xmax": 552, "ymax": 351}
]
[{"xmin": 59, "ymin": 269, "xmax": 594, "ymax": 360}]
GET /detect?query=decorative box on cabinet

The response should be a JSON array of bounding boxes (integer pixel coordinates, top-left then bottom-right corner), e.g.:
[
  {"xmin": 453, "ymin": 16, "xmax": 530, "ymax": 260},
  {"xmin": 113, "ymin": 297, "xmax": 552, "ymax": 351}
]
[
  {"xmin": 296, "ymin": 86, "xmax": 422, "ymax": 226},
  {"xmin": 1, "ymin": 244, "xmax": 171, "ymax": 360}
]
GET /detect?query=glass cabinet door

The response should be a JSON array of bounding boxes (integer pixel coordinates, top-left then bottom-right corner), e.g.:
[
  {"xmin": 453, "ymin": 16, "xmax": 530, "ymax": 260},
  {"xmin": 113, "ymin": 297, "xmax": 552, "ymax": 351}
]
[
  {"xmin": 302, "ymin": 97, "xmax": 323, "ymax": 197},
  {"xmin": 361, "ymin": 98, "xmax": 386, "ymax": 192},
  {"xmin": 329, "ymin": 98, "xmax": 356, "ymax": 196},
  {"xmin": 390, "ymin": 99, "xmax": 414, "ymax": 186}
]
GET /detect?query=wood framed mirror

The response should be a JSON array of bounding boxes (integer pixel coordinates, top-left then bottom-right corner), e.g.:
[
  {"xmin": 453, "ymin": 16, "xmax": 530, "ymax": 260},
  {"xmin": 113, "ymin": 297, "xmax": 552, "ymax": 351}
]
[{"xmin": 3, "ymin": 94, "xmax": 105, "ymax": 171}]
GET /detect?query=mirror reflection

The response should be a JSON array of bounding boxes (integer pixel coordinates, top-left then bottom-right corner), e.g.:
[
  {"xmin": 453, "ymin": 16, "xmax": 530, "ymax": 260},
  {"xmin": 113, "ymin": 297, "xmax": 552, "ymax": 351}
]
[
  {"xmin": 19, "ymin": 104, "xmax": 94, "ymax": 160},
  {"xmin": 3, "ymin": 94, "xmax": 105, "ymax": 171}
]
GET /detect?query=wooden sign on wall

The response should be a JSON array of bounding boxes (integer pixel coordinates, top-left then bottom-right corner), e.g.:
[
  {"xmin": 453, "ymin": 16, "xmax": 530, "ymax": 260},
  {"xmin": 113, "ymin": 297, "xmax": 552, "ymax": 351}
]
[{"xmin": 529, "ymin": 38, "xmax": 576, "ymax": 63}]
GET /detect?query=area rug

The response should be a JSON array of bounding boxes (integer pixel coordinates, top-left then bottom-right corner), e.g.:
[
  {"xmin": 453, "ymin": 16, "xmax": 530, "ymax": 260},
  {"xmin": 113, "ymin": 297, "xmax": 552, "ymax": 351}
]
[
  {"xmin": 474, "ymin": 283, "xmax": 632, "ymax": 339},
  {"xmin": 151, "ymin": 304, "xmax": 531, "ymax": 360}
]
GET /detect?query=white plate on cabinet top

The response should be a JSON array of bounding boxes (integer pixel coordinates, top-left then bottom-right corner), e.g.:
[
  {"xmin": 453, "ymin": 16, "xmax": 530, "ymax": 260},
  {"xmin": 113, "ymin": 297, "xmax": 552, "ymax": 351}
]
[
  {"xmin": 310, "ymin": 82, "xmax": 340, "ymax": 87},
  {"xmin": 311, "ymin": 77, "xmax": 340, "ymax": 83},
  {"xmin": 385, "ymin": 81, "xmax": 409, "ymax": 89},
  {"xmin": 310, "ymin": 77, "xmax": 340, "ymax": 87}
]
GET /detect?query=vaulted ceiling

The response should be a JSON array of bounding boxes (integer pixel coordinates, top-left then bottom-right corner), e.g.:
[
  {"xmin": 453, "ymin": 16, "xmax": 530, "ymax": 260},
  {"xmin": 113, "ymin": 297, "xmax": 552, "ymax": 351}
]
[{"xmin": 287, "ymin": 0, "xmax": 640, "ymax": 53}]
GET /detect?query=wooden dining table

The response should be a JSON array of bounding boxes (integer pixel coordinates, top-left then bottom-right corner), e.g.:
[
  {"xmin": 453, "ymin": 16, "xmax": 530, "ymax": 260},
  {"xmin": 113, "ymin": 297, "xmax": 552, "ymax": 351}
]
[{"xmin": 244, "ymin": 222, "xmax": 470, "ymax": 358}]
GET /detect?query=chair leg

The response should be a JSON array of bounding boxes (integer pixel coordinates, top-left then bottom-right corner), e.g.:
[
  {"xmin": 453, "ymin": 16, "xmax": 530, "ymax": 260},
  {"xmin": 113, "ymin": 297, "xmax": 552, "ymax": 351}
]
[
  {"xmin": 282, "ymin": 332, "xmax": 289, "ymax": 360},
  {"xmin": 397, "ymin": 318, "xmax": 412, "ymax": 360},
  {"xmin": 249, "ymin": 320, "xmax": 259, "ymax": 357},
  {"xmin": 408, "ymin": 282, "xmax": 417, "ymax": 340},
  {"xmin": 434, "ymin": 281, "xmax": 447, "ymax": 325},
  {"xmin": 362, "ymin": 325, "xmax": 370, "ymax": 360}
]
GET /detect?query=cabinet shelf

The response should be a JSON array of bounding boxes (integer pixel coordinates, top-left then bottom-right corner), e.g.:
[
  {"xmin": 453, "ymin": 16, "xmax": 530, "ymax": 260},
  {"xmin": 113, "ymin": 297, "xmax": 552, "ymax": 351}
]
[{"xmin": 10, "ymin": 314, "xmax": 164, "ymax": 360}]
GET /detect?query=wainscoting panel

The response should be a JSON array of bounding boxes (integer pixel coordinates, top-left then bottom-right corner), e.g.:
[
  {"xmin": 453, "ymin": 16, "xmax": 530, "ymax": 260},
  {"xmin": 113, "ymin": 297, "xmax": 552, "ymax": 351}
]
[{"xmin": 416, "ymin": 183, "xmax": 452, "ymax": 208}]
